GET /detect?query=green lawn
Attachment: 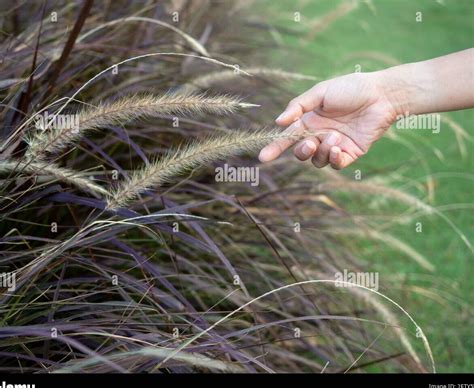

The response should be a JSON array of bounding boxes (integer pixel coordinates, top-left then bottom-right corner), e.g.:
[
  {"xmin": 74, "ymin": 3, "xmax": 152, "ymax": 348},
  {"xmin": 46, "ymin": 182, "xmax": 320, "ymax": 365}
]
[{"xmin": 264, "ymin": 0, "xmax": 473, "ymax": 372}]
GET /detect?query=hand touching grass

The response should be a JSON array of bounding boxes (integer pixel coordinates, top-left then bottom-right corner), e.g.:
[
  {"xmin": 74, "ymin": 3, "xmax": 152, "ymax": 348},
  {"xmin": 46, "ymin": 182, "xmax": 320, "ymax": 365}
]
[
  {"xmin": 259, "ymin": 49, "xmax": 474, "ymax": 170},
  {"xmin": 259, "ymin": 72, "xmax": 397, "ymax": 169}
]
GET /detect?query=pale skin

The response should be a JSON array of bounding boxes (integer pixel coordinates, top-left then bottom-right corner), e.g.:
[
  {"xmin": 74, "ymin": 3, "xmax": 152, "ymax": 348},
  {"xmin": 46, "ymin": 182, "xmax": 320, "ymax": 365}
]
[{"xmin": 259, "ymin": 48, "xmax": 474, "ymax": 169}]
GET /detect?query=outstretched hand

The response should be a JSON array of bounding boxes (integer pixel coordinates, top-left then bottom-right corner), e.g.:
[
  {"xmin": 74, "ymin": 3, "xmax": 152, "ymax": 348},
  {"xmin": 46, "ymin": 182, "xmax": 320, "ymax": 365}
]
[{"xmin": 259, "ymin": 72, "xmax": 399, "ymax": 169}]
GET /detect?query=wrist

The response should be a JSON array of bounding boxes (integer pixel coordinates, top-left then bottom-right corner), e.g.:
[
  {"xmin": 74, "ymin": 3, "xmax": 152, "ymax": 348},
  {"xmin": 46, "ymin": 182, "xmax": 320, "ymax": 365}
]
[{"xmin": 372, "ymin": 61, "xmax": 436, "ymax": 116}]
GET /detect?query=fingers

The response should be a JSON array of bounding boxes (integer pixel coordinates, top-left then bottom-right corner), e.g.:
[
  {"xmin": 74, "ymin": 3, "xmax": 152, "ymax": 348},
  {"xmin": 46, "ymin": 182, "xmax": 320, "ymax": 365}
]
[
  {"xmin": 275, "ymin": 84, "xmax": 325, "ymax": 126},
  {"xmin": 260, "ymin": 125, "xmax": 358, "ymax": 169},
  {"xmin": 258, "ymin": 119, "xmax": 305, "ymax": 162},
  {"xmin": 312, "ymin": 132, "xmax": 341, "ymax": 168},
  {"xmin": 329, "ymin": 146, "xmax": 356, "ymax": 169},
  {"xmin": 294, "ymin": 138, "xmax": 320, "ymax": 161}
]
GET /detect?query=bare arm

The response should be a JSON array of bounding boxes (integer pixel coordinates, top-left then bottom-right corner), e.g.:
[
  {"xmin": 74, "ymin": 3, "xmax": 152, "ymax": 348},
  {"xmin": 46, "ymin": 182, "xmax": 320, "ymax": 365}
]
[
  {"xmin": 379, "ymin": 48, "xmax": 474, "ymax": 115},
  {"xmin": 259, "ymin": 48, "xmax": 474, "ymax": 169}
]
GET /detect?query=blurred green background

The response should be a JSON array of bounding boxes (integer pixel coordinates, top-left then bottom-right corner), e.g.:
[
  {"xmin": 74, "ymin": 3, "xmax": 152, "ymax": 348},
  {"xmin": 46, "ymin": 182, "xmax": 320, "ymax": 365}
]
[{"xmin": 263, "ymin": 0, "xmax": 473, "ymax": 372}]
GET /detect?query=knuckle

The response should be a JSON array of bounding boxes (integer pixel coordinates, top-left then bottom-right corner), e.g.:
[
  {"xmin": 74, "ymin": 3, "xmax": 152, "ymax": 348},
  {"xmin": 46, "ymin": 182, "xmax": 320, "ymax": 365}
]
[{"xmin": 287, "ymin": 98, "xmax": 298, "ymax": 109}]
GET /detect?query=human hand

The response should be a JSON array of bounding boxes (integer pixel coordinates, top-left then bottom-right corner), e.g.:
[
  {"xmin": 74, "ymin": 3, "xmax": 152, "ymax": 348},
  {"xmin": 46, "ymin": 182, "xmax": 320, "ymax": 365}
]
[{"xmin": 259, "ymin": 72, "xmax": 400, "ymax": 169}]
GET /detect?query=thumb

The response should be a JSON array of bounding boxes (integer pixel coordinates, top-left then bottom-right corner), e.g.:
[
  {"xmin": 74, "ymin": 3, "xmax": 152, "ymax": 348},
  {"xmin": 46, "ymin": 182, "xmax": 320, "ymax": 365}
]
[{"xmin": 276, "ymin": 83, "xmax": 326, "ymax": 126}]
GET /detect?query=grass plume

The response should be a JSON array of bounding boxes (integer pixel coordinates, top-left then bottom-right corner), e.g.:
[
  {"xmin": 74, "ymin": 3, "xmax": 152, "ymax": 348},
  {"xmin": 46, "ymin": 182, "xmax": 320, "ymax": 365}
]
[
  {"xmin": 182, "ymin": 67, "xmax": 318, "ymax": 93},
  {"xmin": 25, "ymin": 93, "xmax": 257, "ymax": 160},
  {"xmin": 0, "ymin": 159, "xmax": 108, "ymax": 197},
  {"xmin": 107, "ymin": 128, "xmax": 309, "ymax": 209}
]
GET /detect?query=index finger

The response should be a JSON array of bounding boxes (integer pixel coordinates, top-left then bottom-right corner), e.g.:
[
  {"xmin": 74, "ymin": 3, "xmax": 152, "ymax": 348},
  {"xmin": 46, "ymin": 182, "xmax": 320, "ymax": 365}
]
[{"xmin": 258, "ymin": 119, "xmax": 305, "ymax": 162}]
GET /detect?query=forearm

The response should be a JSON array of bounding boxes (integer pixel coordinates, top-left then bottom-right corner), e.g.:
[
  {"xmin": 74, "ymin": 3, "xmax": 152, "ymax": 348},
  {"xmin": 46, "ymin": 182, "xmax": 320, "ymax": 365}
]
[{"xmin": 375, "ymin": 48, "xmax": 474, "ymax": 116}]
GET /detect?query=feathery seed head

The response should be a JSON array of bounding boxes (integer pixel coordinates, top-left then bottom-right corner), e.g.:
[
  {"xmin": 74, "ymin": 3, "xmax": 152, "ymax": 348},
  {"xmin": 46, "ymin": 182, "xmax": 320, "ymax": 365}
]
[
  {"xmin": 106, "ymin": 127, "xmax": 314, "ymax": 209},
  {"xmin": 24, "ymin": 92, "xmax": 257, "ymax": 160}
]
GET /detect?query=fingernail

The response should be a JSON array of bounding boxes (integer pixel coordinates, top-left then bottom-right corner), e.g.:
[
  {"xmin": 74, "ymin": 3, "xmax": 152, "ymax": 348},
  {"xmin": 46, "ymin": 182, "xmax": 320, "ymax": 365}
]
[
  {"xmin": 301, "ymin": 140, "xmax": 316, "ymax": 156},
  {"xmin": 276, "ymin": 112, "xmax": 288, "ymax": 122},
  {"xmin": 258, "ymin": 148, "xmax": 271, "ymax": 162},
  {"xmin": 326, "ymin": 132, "xmax": 340, "ymax": 146}
]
